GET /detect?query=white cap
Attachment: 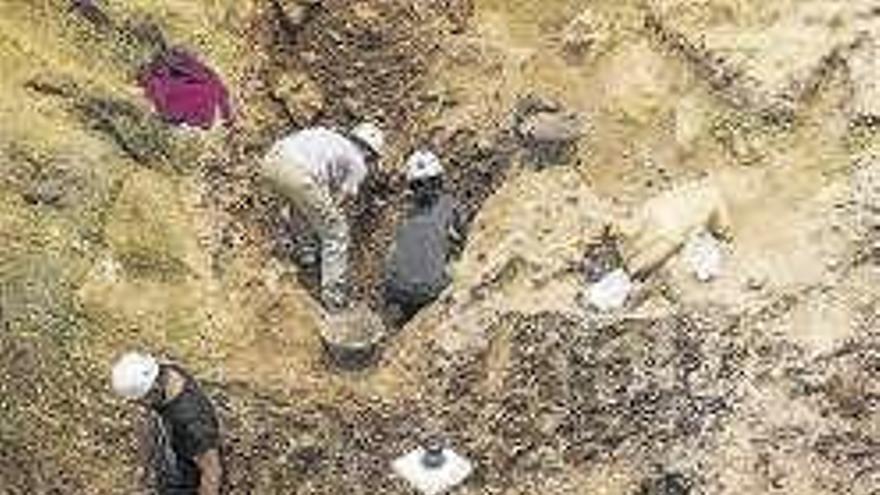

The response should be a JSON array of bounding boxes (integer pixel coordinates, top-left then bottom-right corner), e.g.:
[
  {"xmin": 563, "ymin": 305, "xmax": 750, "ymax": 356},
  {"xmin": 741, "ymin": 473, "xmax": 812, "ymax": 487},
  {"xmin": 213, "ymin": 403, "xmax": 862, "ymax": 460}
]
[
  {"xmin": 405, "ymin": 150, "xmax": 444, "ymax": 182},
  {"xmin": 351, "ymin": 121, "xmax": 385, "ymax": 157},
  {"xmin": 111, "ymin": 352, "xmax": 160, "ymax": 399}
]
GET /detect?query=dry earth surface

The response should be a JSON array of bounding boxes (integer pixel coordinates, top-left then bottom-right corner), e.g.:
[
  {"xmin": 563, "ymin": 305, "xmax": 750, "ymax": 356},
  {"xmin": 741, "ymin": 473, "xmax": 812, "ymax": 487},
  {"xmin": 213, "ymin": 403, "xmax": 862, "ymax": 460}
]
[{"xmin": 2, "ymin": 0, "xmax": 880, "ymax": 494}]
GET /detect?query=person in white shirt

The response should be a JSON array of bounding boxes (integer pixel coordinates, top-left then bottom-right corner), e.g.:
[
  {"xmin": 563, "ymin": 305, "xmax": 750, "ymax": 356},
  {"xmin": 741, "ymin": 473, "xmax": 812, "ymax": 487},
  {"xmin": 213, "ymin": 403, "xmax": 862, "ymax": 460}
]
[{"xmin": 261, "ymin": 122, "xmax": 385, "ymax": 311}]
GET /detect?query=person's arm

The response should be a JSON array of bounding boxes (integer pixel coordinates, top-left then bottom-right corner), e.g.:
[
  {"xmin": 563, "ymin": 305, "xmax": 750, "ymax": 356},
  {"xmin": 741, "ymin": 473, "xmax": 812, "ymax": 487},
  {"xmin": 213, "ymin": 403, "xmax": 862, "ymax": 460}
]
[
  {"xmin": 195, "ymin": 448, "xmax": 223, "ymax": 495},
  {"xmin": 338, "ymin": 156, "xmax": 368, "ymax": 199}
]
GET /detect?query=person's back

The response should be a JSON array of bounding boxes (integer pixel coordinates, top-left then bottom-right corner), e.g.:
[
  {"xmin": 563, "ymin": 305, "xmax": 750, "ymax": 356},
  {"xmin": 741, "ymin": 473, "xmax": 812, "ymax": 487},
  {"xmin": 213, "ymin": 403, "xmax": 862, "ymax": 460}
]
[
  {"xmin": 269, "ymin": 127, "xmax": 368, "ymax": 194},
  {"xmin": 384, "ymin": 151, "xmax": 463, "ymax": 323},
  {"xmin": 386, "ymin": 192, "xmax": 458, "ymax": 302}
]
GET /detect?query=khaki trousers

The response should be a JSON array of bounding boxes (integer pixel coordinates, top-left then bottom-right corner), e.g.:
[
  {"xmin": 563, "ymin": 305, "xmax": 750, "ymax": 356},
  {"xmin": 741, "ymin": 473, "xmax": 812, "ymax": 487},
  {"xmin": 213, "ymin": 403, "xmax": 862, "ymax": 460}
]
[{"xmin": 262, "ymin": 149, "xmax": 350, "ymax": 309}]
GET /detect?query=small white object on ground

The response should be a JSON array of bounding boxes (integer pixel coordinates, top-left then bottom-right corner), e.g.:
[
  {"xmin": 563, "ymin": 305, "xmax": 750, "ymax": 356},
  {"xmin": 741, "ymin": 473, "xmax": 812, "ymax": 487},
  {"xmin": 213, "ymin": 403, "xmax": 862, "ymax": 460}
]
[
  {"xmin": 392, "ymin": 447, "xmax": 473, "ymax": 495},
  {"xmin": 682, "ymin": 230, "xmax": 723, "ymax": 282},
  {"xmin": 586, "ymin": 268, "xmax": 633, "ymax": 311}
]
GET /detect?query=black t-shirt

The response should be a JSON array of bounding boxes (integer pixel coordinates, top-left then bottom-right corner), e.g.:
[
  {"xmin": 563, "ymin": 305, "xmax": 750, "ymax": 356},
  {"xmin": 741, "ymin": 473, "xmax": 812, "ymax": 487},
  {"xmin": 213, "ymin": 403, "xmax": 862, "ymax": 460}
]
[{"xmin": 153, "ymin": 365, "xmax": 220, "ymax": 491}]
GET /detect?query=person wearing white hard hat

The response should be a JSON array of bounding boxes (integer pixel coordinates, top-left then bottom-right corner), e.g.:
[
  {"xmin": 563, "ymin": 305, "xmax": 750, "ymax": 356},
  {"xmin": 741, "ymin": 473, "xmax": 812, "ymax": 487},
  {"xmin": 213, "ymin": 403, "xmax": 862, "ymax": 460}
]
[
  {"xmin": 383, "ymin": 150, "xmax": 464, "ymax": 325},
  {"xmin": 111, "ymin": 352, "xmax": 223, "ymax": 495},
  {"xmin": 261, "ymin": 121, "xmax": 384, "ymax": 311}
]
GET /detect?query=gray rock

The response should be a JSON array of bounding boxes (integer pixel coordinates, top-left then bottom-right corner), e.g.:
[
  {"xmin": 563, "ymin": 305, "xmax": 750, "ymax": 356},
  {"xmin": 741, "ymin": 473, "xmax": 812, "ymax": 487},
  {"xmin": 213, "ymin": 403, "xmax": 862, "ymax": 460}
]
[
  {"xmin": 513, "ymin": 94, "xmax": 561, "ymax": 120},
  {"xmin": 23, "ymin": 178, "xmax": 66, "ymax": 206},
  {"xmin": 518, "ymin": 111, "xmax": 583, "ymax": 145},
  {"xmin": 516, "ymin": 109, "xmax": 584, "ymax": 167}
]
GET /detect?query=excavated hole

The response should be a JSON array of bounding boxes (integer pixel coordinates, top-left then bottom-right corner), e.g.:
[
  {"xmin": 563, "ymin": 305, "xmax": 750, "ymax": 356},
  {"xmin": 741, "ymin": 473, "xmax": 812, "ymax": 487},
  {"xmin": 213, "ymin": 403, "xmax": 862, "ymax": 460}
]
[{"xmin": 234, "ymin": 0, "xmax": 518, "ymax": 319}]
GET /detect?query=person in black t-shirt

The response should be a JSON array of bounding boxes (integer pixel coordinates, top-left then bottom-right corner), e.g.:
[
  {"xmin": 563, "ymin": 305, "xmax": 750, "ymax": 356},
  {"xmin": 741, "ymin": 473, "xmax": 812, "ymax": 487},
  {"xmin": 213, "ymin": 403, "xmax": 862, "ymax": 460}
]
[{"xmin": 111, "ymin": 352, "xmax": 223, "ymax": 495}]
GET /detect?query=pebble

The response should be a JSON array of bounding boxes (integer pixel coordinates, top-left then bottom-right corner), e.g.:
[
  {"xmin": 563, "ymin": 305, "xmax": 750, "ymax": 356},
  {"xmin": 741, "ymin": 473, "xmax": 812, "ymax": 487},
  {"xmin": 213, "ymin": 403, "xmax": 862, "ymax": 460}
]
[{"xmin": 23, "ymin": 178, "xmax": 66, "ymax": 206}]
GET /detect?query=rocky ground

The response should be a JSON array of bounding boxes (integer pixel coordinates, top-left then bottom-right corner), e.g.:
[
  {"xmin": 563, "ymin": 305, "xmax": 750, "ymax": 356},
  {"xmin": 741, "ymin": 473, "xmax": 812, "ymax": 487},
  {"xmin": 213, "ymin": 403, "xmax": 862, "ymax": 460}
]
[{"xmin": 2, "ymin": 0, "xmax": 880, "ymax": 493}]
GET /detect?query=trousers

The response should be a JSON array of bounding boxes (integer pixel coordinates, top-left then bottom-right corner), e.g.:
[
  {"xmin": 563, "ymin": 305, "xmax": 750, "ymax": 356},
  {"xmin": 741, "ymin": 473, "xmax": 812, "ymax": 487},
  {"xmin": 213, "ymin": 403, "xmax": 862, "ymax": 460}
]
[{"xmin": 261, "ymin": 149, "xmax": 350, "ymax": 309}]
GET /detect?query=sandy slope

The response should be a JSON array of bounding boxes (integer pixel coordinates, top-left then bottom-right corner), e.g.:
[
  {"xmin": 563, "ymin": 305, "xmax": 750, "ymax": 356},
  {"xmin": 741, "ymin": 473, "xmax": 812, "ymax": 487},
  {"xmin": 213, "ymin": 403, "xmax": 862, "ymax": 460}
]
[{"xmin": 1, "ymin": 0, "xmax": 879, "ymax": 493}]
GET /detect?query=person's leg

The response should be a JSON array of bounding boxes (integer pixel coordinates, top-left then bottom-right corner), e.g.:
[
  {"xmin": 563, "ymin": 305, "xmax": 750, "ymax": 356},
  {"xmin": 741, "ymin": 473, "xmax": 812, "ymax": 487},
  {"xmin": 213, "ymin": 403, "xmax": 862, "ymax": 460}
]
[
  {"xmin": 149, "ymin": 414, "xmax": 189, "ymax": 495},
  {"xmin": 261, "ymin": 153, "xmax": 350, "ymax": 310},
  {"xmin": 306, "ymin": 185, "xmax": 350, "ymax": 311},
  {"xmin": 383, "ymin": 283, "xmax": 409, "ymax": 327},
  {"xmin": 384, "ymin": 282, "xmax": 432, "ymax": 326}
]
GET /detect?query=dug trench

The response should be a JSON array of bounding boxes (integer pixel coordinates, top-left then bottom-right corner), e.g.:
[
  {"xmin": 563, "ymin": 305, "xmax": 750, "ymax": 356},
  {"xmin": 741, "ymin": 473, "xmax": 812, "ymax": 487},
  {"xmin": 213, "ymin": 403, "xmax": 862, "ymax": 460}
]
[{"xmin": 227, "ymin": 0, "xmax": 518, "ymax": 315}]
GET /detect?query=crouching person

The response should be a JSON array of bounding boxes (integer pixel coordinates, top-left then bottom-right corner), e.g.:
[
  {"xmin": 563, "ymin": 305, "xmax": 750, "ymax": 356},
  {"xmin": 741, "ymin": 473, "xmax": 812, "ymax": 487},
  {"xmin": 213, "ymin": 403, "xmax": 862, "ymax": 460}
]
[
  {"xmin": 260, "ymin": 122, "xmax": 385, "ymax": 312},
  {"xmin": 384, "ymin": 151, "xmax": 464, "ymax": 325},
  {"xmin": 111, "ymin": 352, "xmax": 223, "ymax": 495}
]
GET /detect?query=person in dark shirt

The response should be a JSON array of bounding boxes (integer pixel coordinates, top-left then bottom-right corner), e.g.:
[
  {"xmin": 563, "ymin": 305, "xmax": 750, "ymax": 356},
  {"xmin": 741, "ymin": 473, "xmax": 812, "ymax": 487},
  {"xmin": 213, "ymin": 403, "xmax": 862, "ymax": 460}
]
[
  {"xmin": 384, "ymin": 151, "xmax": 464, "ymax": 325},
  {"xmin": 111, "ymin": 352, "xmax": 223, "ymax": 495}
]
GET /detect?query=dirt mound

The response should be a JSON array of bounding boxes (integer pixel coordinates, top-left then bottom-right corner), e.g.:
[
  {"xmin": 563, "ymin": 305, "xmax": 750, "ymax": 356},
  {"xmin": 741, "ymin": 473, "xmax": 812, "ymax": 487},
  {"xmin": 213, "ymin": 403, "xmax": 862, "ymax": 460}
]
[
  {"xmin": 188, "ymin": 308, "xmax": 744, "ymax": 494},
  {"xmin": 423, "ymin": 310, "xmax": 742, "ymax": 491}
]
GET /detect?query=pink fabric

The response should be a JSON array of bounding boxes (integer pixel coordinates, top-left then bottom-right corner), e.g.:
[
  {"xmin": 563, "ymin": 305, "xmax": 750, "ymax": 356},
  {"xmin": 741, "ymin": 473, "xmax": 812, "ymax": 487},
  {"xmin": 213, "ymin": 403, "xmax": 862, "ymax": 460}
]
[{"xmin": 139, "ymin": 48, "xmax": 232, "ymax": 129}]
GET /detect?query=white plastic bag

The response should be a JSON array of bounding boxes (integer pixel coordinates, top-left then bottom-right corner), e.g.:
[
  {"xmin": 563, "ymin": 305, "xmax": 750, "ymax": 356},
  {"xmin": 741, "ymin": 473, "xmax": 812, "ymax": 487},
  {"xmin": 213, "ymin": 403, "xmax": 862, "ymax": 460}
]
[
  {"xmin": 682, "ymin": 230, "xmax": 723, "ymax": 282},
  {"xmin": 587, "ymin": 268, "xmax": 633, "ymax": 311}
]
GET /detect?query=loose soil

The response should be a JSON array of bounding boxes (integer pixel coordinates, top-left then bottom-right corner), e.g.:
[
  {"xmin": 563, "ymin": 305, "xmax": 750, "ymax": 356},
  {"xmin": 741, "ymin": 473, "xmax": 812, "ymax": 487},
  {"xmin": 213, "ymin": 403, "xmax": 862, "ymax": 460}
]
[{"xmin": 2, "ymin": 0, "xmax": 880, "ymax": 494}]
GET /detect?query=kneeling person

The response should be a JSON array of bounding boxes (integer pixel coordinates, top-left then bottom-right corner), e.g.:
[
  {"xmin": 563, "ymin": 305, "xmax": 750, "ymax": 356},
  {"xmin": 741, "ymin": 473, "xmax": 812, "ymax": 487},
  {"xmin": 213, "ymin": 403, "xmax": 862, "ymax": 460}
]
[
  {"xmin": 111, "ymin": 352, "xmax": 223, "ymax": 495},
  {"xmin": 384, "ymin": 151, "xmax": 464, "ymax": 324}
]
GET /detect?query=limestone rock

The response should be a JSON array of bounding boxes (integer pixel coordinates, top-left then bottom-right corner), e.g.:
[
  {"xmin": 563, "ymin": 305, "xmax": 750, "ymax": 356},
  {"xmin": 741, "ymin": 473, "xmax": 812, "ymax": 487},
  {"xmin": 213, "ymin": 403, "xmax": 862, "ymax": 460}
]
[
  {"xmin": 518, "ymin": 111, "xmax": 582, "ymax": 145},
  {"xmin": 617, "ymin": 179, "xmax": 732, "ymax": 277},
  {"xmin": 649, "ymin": 1, "xmax": 877, "ymax": 117},
  {"xmin": 848, "ymin": 36, "xmax": 880, "ymax": 125},
  {"xmin": 517, "ymin": 109, "xmax": 584, "ymax": 167}
]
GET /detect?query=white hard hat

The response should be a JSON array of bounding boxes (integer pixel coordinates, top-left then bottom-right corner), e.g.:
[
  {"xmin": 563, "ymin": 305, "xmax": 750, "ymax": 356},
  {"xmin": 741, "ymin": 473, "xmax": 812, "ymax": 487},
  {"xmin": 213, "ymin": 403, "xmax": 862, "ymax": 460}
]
[
  {"xmin": 351, "ymin": 121, "xmax": 385, "ymax": 157},
  {"xmin": 405, "ymin": 150, "xmax": 444, "ymax": 182},
  {"xmin": 111, "ymin": 352, "xmax": 160, "ymax": 399}
]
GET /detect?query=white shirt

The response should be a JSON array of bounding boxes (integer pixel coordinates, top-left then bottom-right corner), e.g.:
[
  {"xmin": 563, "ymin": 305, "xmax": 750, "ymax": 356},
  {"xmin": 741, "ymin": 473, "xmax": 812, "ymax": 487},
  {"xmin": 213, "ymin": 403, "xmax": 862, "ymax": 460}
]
[{"xmin": 269, "ymin": 127, "xmax": 368, "ymax": 196}]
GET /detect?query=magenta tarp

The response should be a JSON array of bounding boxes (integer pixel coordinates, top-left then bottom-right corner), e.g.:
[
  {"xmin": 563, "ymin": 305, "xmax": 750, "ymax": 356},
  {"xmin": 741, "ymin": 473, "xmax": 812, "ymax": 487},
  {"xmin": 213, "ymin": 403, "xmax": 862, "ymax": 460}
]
[{"xmin": 138, "ymin": 48, "xmax": 232, "ymax": 129}]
